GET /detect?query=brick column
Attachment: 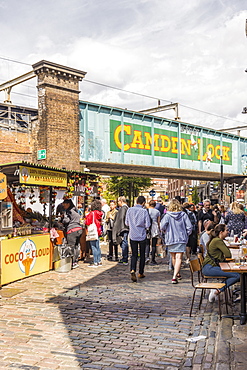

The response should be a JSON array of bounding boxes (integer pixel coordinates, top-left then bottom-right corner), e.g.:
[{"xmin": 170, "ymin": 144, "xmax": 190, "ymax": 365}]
[{"xmin": 32, "ymin": 60, "xmax": 86, "ymax": 171}]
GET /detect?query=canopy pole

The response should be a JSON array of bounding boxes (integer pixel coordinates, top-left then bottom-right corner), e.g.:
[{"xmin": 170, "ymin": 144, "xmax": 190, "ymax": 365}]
[{"xmin": 49, "ymin": 186, "xmax": 53, "ymax": 230}]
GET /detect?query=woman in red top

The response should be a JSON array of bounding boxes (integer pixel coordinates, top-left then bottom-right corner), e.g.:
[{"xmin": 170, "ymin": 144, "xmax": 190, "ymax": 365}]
[{"xmin": 85, "ymin": 200, "xmax": 103, "ymax": 267}]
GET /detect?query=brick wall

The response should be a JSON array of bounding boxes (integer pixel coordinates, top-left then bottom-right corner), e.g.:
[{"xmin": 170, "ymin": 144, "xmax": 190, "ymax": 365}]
[
  {"xmin": 32, "ymin": 61, "xmax": 86, "ymax": 171},
  {"xmin": 0, "ymin": 61, "xmax": 86, "ymax": 170},
  {"xmin": 0, "ymin": 129, "xmax": 33, "ymax": 164}
]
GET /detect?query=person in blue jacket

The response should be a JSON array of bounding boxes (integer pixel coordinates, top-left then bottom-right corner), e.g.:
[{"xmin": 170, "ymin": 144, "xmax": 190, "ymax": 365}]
[{"xmin": 161, "ymin": 199, "xmax": 192, "ymax": 284}]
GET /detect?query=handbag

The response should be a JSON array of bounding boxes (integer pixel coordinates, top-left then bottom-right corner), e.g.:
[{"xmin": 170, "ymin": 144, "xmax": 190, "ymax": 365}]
[
  {"xmin": 86, "ymin": 212, "xmax": 98, "ymax": 241},
  {"xmin": 146, "ymin": 209, "xmax": 152, "ymax": 239}
]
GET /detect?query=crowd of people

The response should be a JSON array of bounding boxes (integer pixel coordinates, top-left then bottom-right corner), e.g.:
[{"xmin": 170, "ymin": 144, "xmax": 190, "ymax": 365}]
[{"xmin": 57, "ymin": 195, "xmax": 247, "ymax": 301}]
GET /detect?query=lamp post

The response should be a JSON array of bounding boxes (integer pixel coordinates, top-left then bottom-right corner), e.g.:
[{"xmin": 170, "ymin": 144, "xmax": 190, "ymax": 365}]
[{"xmin": 220, "ymin": 154, "xmax": 224, "ymax": 203}]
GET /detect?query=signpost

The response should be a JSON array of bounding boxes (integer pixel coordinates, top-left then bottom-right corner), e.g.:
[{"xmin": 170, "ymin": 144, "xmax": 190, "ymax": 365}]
[
  {"xmin": 37, "ymin": 149, "xmax": 46, "ymax": 160},
  {"xmin": 149, "ymin": 189, "xmax": 156, "ymax": 198}
]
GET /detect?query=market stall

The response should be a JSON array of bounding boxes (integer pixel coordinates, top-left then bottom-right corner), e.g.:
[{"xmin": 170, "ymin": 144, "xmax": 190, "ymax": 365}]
[{"xmin": 0, "ymin": 161, "xmax": 100, "ymax": 286}]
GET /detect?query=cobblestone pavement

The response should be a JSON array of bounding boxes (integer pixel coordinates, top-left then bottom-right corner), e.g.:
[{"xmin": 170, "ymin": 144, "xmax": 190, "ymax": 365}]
[{"xmin": 0, "ymin": 244, "xmax": 232, "ymax": 370}]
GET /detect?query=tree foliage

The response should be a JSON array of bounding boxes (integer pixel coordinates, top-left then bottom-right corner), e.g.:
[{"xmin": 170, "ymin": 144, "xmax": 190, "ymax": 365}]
[
  {"xmin": 103, "ymin": 176, "xmax": 152, "ymax": 206},
  {"xmin": 192, "ymin": 186, "xmax": 200, "ymax": 205}
]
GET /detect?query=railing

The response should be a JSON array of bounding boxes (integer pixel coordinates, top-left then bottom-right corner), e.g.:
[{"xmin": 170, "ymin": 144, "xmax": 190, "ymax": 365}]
[{"xmin": 0, "ymin": 108, "xmax": 34, "ymax": 132}]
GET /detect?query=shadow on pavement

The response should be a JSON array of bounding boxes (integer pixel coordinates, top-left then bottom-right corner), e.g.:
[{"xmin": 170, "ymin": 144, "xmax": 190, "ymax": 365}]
[{"xmin": 47, "ymin": 261, "xmax": 222, "ymax": 369}]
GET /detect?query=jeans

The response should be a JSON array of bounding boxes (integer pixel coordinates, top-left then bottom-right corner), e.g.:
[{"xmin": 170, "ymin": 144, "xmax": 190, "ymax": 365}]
[
  {"xmin": 90, "ymin": 239, "xmax": 101, "ymax": 264},
  {"xmin": 107, "ymin": 230, "xmax": 118, "ymax": 258},
  {"xmin": 188, "ymin": 231, "xmax": 198, "ymax": 254},
  {"xmin": 66, "ymin": 229, "xmax": 82, "ymax": 264},
  {"xmin": 145, "ymin": 238, "xmax": 157, "ymax": 262},
  {"xmin": 120, "ymin": 232, "xmax": 129, "ymax": 262},
  {"xmin": 202, "ymin": 263, "xmax": 240, "ymax": 292},
  {"xmin": 130, "ymin": 239, "xmax": 146, "ymax": 274}
]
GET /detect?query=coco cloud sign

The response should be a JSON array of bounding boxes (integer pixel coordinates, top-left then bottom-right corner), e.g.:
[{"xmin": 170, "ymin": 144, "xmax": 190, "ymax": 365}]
[{"xmin": 110, "ymin": 119, "xmax": 232, "ymax": 165}]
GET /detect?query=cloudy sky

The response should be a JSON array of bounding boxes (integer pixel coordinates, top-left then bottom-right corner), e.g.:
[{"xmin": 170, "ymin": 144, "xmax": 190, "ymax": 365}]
[{"xmin": 1, "ymin": 0, "xmax": 247, "ymax": 133}]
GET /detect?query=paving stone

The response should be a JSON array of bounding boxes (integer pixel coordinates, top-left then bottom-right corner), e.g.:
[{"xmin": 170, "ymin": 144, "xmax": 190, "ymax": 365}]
[{"xmin": 0, "ymin": 245, "xmax": 231, "ymax": 370}]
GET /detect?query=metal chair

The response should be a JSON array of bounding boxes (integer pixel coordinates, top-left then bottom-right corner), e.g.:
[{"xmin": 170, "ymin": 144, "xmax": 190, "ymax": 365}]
[{"xmin": 189, "ymin": 258, "xmax": 228, "ymax": 319}]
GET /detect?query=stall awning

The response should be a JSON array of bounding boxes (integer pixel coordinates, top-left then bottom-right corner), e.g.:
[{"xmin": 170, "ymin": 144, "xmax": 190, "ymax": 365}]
[{"xmin": 0, "ymin": 161, "xmax": 95, "ymax": 187}]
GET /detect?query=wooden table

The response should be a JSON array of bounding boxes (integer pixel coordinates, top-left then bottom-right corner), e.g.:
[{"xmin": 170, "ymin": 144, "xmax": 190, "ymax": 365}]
[
  {"xmin": 220, "ymin": 262, "xmax": 247, "ymax": 325},
  {"xmin": 228, "ymin": 243, "xmax": 241, "ymax": 249}
]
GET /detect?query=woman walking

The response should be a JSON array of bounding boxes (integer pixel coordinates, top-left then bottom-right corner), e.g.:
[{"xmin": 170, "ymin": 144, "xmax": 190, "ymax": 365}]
[
  {"xmin": 161, "ymin": 199, "xmax": 192, "ymax": 284},
  {"xmin": 85, "ymin": 199, "xmax": 103, "ymax": 267},
  {"xmin": 146, "ymin": 200, "xmax": 160, "ymax": 265},
  {"xmin": 225, "ymin": 201, "xmax": 245, "ymax": 236},
  {"xmin": 202, "ymin": 223, "xmax": 240, "ymax": 302}
]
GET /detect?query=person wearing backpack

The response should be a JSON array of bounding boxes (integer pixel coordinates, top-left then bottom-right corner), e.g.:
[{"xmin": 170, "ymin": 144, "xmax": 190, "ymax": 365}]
[
  {"xmin": 62, "ymin": 199, "xmax": 82, "ymax": 269},
  {"xmin": 183, "ymin": 202, "xmax": 198, "ymax": 258}
]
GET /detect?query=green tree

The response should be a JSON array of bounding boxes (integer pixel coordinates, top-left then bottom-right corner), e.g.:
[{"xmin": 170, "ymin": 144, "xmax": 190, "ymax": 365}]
[
  {"xmin": 104, "ymin": 176, "xmax": 152, "ymax": 206},
  {"xmin": 192, "ymin": 186, "xmax": 200, "ymax": 204}
]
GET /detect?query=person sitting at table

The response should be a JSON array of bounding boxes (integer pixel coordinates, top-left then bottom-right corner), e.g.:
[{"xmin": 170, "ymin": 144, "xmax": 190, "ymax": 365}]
[
  {"xmin": 202, "ymin": 223, "xmax": 240, "ymax": 302},
  {"xmin": 199, "ymin": 220, "xmax": 215, "ymax": 257},
  {"xmin": 225, "ymin": 201, "xmax": 245, "ymax": 237}
]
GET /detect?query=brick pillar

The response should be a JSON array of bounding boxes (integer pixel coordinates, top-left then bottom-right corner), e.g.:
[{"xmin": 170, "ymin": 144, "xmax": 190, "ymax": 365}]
[{"xmin": 32, "ymin": 60, "xmax": 86, "ymax": 171}]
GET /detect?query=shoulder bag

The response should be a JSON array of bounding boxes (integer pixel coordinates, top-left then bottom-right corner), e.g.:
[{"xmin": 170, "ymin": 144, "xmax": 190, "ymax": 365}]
[{"xmin": 86, "ymin": 212, "xmax": 98, "ymax": 241}]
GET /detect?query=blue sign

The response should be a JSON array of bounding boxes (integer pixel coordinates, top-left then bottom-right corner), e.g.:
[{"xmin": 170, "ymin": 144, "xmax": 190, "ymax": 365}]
[{"xmin": 149, "ymin": 189, "xmax": 156, "ymax": 197}]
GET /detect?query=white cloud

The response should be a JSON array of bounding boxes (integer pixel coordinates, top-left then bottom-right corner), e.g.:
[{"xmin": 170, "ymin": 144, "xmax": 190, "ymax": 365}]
[{"xmin": 0, "ymin": 0, "xmax": 247, "ymax": 133}]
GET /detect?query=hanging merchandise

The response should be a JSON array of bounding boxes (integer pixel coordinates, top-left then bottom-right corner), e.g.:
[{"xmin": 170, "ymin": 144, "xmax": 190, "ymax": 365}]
[
  {"xmin": 51, "ymin": 189, "xmax": 57, "ymax": 214},
  {"xmin": 39, "ymin": 187, "xmax": 49, "ymax": 203},
  {"xmin": 29, "ymin": 187, "xmax": 37, "ymax": 205}
]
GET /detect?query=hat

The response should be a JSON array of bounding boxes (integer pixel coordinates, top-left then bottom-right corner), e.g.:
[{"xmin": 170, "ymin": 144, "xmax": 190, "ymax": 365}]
[{"xmin": 198, "ymin": 202, "xmax": 203, "ymax": 206}]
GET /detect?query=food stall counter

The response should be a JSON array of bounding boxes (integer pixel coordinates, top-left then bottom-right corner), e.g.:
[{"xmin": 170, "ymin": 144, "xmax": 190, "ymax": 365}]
[{"xmin": 0, "ymin": 233, "xmax": 51, "ymax": 286}]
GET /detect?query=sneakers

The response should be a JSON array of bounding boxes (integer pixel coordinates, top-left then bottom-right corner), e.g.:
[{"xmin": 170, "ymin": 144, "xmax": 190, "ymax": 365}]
[
  {"xmin": 150, "ymin": 260, "xmax": 158, "ymax": 265},
  {"xmin": 145, "ymin": 257, "xmax": 150, "ymax": 264},
  {"xmin": 119, "ymin": 260, "xmax": 128, "ymax": 265},
  {"xmin": 131, "ymin": 270, "xmax": 137, "ymax": 282},
  {"xmin": 209, "ymin": 289, "xmax": 218, "ymax": 302},
  {"xmin": 88, "ymin": 263, "xmax": 99, "ymax": 268},
  {"xmin": 72, "ymin": 263, "xmax": 79, "ymax": 269},
  {"xmin": 172, "ymin": 278, "xmax": 178, "ymax": 284},
  {"xmin": 138, "ymin": 273, "xmax": 145, "ymax": 279},
  {"xmin": 176, "ymin": 273, "xmax": 182, "ymax": 280}
]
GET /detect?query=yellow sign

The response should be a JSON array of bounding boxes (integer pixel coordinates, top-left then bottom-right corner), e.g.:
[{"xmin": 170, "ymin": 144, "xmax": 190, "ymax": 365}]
[
  {"xmin": 1, "ymin": 234, "xmax": 51, "ymax": 285},
  {"xmin": 0, "ymin": 173, "xmax": 7, "ymax": 200},
  {"xmin": 19, "ymin": 166, "xmax": 67, "ymax": 187},
  {"xmin": 187, "ymin": 195, "xmax": 193, "ymax": 203}
]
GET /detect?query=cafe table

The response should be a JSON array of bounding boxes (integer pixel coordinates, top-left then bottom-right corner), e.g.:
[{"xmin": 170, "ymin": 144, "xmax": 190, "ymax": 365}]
[
  {"xmin": 219, "ymin": 262, "xmax": 247, "ymax": 325},
  {"xmin": 228, "ymin": 243, "xmax": 241, "ymax": 249}
]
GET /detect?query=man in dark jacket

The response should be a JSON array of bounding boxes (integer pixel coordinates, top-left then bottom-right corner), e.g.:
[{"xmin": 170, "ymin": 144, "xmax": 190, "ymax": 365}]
[
  {"xmin": 183, "ymin": 202, "xmax": 198, "ymax": 256},
  {"xmin": 62, "ymin": 199, "xmax": 82, "ymax": 269},
  {"xmin": 112, "ymin": 196, "xmax": 129, "ymax": 265}
]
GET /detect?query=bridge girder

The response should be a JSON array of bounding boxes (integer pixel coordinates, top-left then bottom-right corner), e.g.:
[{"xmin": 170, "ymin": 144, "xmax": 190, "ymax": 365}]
[{"xmin": 80, "ymin": 161, "xmax": 239, "ymax": 181}]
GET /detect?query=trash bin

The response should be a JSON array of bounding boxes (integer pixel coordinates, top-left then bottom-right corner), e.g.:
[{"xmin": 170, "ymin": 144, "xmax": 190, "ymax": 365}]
[{"xmin": 54, "ymin": 257, "xmax": 72, "ymax": 272}]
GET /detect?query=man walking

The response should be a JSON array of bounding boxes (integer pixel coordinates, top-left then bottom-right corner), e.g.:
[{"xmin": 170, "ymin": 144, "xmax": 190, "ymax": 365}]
[
  {"xmin": 125, "ymin": 196, "xmax": 151, "ymax": 282},
  {"xmin": 112, "ymin": 196, "xmax": 129, "ymax": 265}
]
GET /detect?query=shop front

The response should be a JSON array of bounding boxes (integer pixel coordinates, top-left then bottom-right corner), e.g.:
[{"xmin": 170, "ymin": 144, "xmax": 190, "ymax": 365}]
[{"xmin": 0, "ymin": 161, "xmax": 100, "ymax": 286}]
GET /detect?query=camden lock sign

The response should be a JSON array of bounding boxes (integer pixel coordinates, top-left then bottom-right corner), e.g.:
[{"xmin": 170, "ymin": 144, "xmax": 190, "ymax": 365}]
[{"xmin": 110, "ymin": 120, "xmax": 232, "ymax": 165}]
